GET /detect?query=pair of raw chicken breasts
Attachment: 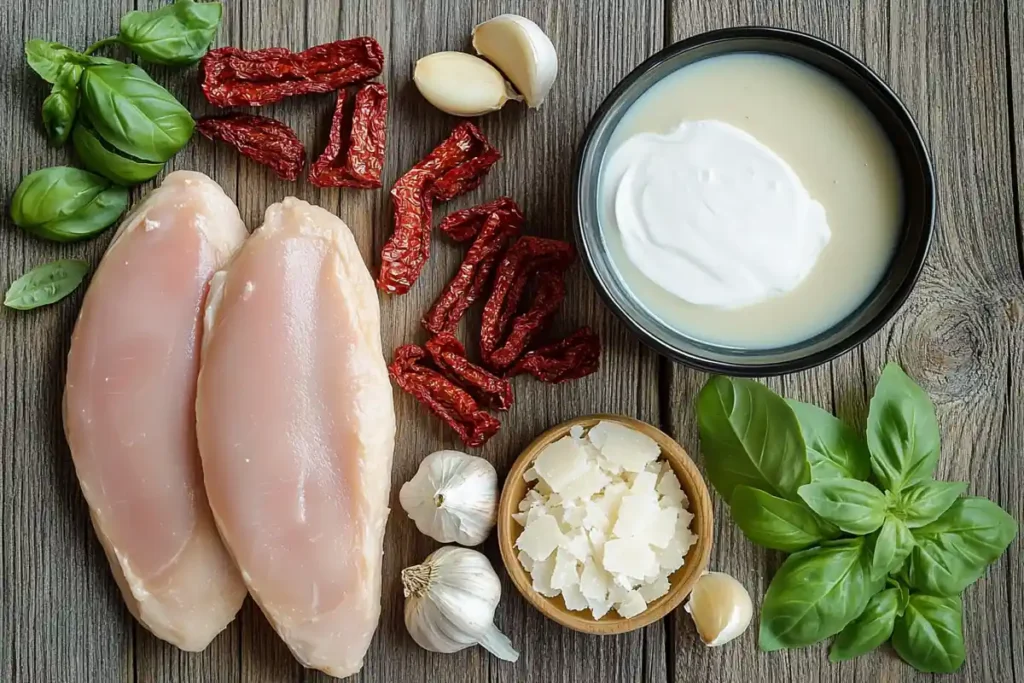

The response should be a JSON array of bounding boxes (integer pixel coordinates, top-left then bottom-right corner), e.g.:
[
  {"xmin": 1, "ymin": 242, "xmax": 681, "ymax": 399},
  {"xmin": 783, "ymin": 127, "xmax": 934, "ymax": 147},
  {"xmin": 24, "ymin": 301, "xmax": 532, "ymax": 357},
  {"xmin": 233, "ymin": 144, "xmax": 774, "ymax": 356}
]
[{"xmin": 63, "ymin": 171, "xmax": 396, "ymax": 678}]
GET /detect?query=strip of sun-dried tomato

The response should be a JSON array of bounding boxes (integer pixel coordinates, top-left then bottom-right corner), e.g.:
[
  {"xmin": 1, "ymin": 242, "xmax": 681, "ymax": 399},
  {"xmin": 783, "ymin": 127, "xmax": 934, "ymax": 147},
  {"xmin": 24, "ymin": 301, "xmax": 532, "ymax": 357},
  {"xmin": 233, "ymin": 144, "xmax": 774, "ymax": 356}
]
[
  {"xmin": 309, "ymin": 83, "xmax": 388, "ymax": 189},
  {"xmin": 507, "ymin": 327, "xmax": 601, "ymax": 383},
  {"xmin": 426, "ymin": 332, "xmax": 513, "ymax": 411},
  {"xmin": 389, "ymin": 344, "xmax": 500, "ymax": 447},
  {"xmin": 196, "ymin": 114, "xmax": 305, "ymax": 181},
  {"xmin": 439, "ymin": 196, "xmax": 523, "ymax": 243},
  {"xmin": 423, "ymin": 206, "xmax": 522, "ymax": 336},
  {"xmin": 377, "ymin": 122, "xmax": 501, "ymax": 295}
]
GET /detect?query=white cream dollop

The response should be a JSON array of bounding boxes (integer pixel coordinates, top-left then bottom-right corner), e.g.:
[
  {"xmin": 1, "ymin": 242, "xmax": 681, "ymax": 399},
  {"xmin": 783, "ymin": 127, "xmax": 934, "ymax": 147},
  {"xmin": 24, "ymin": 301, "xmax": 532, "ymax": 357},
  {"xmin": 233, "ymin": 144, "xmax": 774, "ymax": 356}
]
[{"xmin": 604, "ymin": 120, "xmax": 831, "ymax": 310}]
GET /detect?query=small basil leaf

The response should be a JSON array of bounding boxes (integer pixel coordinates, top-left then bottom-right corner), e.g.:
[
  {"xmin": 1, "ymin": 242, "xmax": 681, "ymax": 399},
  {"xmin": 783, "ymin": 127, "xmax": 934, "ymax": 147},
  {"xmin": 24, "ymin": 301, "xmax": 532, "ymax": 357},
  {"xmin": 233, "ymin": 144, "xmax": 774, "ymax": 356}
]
[
  {"xmin": 25, "ymin": 40, "xmax": 84, "ymax": 83},
  {"xmin": 893, "ymin": 480, "xmax": 967, "ymax": 528},
  {"xmin": 697, "ymin": 376, "xmax": 811, "ymax": 502},
  {"xmin": 787, "ymin": 399, "xmax": 871, "ymax": 481},
  {"xmin": 11, "ymin": 167, "xmax": 129, "ymax": 242},
  {"xmin": 891, "ymin": 594, "xmax": 965, "ymax": 673},
  {"xmin": 893, "ymin": 580, "xmax": 911, "ymax": 616},
  {"xmin": 759, "ymin": 537, "xmax": 885, "ymax": 651},
  {"xmin": 4, "ymin": 259, "xmax": 89, "ymax": 310},
  {"xmin": 119, "ymin": 0, "xmax": 223, "ymax": 66},
  {"xmin": 867, "ymin": 364, "xmax": 941, "ymax": 492},
  {"xmin": 41, "ymin": 62, "xmax": 84, "ymax": 147},
  {"xmin": 73, "ymin": 121, "xmax": 164, "ymax": 185},
  {"xmin": 80, "ymin": 62, "xmax": 195, "ymax": 163},
  {"xmin": 797, "ymin": 478, "xmax": 888, "ymax": 535},
  {"xmin": 829, "ymin": 587, "xmax": 900, "ymax": 662},
  {"xmin": 903, "ymin": 496, "xmax": 1018, "ymax": 596},
  {"xmin": 871, "ymin": 515, "xmax": 915, "ymax": 580},
  {"xmin": 730, "ymin": 485, "xmax": 839, "ymax": 552}
]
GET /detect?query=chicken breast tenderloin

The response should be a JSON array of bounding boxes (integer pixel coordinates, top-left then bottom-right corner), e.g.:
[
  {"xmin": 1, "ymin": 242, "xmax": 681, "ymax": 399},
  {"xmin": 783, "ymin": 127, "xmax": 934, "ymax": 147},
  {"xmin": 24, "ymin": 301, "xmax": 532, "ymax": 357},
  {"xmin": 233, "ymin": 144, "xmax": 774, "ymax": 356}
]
[
  {"xmin": 64, "ymin": 171, "xmax": 249, "ymax": 651},
  {"xmin": 196, "ymin": 198, "xmax": 396, "ymax": 678}
]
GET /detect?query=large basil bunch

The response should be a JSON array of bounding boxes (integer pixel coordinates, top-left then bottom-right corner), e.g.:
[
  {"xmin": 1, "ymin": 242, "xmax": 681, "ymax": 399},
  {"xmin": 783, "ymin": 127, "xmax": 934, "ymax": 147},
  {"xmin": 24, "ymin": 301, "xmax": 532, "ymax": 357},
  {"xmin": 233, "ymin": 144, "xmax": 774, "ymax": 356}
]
[{"xmin": 697, "ymin": 365, "xmax": 1018, "ymax": 673}]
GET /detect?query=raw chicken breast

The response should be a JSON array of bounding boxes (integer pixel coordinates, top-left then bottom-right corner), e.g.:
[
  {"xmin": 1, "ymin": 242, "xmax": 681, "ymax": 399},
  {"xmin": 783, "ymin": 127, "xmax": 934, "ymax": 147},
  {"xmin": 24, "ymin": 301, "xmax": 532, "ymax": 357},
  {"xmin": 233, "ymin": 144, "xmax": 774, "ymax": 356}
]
[
  {"xmin": 64, "ymin": 171, "xmax": 249, "ymax": 651},
  {"xmin": 196, "ymin": 198, "xmax": 396, "ymax": 678}
]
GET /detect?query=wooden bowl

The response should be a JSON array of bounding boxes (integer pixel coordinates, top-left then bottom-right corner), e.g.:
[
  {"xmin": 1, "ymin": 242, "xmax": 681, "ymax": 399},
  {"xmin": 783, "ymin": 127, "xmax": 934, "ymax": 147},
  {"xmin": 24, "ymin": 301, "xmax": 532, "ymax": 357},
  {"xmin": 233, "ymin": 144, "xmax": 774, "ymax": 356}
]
[{"xmin": 497, "ymin": 414, "xmax": 713, "ymax": 635}]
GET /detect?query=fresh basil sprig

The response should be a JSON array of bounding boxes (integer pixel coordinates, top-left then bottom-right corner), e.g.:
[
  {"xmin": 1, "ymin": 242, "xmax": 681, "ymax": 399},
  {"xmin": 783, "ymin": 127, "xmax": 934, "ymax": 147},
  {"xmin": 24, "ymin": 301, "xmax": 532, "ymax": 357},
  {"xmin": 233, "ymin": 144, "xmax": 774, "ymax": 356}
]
[
  {"xmin": 117, "ymin": 0, "xmax": 223, "ymax": 66},
  {"xmin": 4, "ymin": 259, "xmax": 89, "ymax": 310},
  {"xmin": 11, "ymin": 167, "xmax": 129, "ymax": 241},
  {"xmin": 696, "ymin": 363, "xmax": 1018, "ymax": 673}
]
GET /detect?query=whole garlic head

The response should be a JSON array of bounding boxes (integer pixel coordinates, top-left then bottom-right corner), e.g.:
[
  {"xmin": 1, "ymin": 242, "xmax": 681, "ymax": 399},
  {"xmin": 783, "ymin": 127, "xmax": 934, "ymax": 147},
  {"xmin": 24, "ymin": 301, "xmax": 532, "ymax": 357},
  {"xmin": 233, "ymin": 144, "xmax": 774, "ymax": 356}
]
[
  {"xmin": 684, "ymin": 571, "xmax": 753, "ymax": 647},
  {"xmin": 402, "ymin": 546, "xmax": 519, "ymax": 661},
  {"xmin": 399, "ymin": 450, "xmax": 498, "ymax": 546},
  {"xmin": 413, "ymin": 51, "xmax": 520, "ymax": 117}
]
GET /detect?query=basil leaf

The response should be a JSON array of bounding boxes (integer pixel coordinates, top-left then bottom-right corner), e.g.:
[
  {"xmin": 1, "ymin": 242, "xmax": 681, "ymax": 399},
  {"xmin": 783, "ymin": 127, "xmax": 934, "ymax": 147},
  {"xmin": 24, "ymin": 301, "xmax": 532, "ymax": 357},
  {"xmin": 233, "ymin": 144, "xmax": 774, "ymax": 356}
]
[
  {"xmin": 697, "ymin": 376, "xmax": 810, "ymax": 502},
  {"xmin": 903, "ymin": 496, "xmax": 1018, "ymax": 596},
  {"xmin": 788, "ymin": 399, "xmax": 870, "ymax": 481},
  {"xmin": 730, "ymin": 485, "xmax": 838, "ymax": 552},
  {"xmin": 25, "ymin": 40, "xmax": 85, "ymax": 83},
  {"xmin": 4, "ymin": 259, "xmax": 89, "ymax": 310},
  {"xmin": 891, "ymin": 594, "xmax": 965, "ymax": 673},
  {"xmin": 867, "ymin": 363, "xmax": 940, "ymax": 491},
  {"xmin": 892, "ymin": 480, "xmax": 967, "ymax": 528},
  {"xmin": 893, "ymin": 579, "xmax": 910, "ymax": 616},
  {"xmin": 829, "ymin": 587, "xmax": 900, "ymax": 662},
  {"xmin": 11, "ymin": 167, "xmax": 129, "ymax": 242},
  {"xmin": 73, "ymin": 121, "xmax": 164, "ymax": 185},
  {"xmin": 80, "ymin": 62, "xmax": 195, "ymax": 163},
  {"xmin": 42, "ymin": 62, "xmax": 84, "ymax": 147},
  {"xmin": 119, "ymin": 0, "xmax": 223, "ymax": 66},
  {"xmin": 797, "ymin": 478, "xmax": 888, "ymax": 535},
  {"xmin": 870, "ymin": 515, "xmax": 915, "ymax": 580},
  {"xmin": 759, "ymin": 537, "xmax": 885, "ymax": 650}
]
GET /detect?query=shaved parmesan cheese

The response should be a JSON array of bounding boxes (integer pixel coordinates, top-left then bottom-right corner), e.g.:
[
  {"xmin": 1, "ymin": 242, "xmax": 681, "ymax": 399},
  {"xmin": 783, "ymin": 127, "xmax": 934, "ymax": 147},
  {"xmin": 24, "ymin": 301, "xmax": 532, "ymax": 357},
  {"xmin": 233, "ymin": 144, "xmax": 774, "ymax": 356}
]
[
  {"xmin": 516, "ymin": 511, "xmax": 564, "ymax": 561},
  {"xmin": 514, "ymin": 420, "xmax": 696, "ymax": 620}
]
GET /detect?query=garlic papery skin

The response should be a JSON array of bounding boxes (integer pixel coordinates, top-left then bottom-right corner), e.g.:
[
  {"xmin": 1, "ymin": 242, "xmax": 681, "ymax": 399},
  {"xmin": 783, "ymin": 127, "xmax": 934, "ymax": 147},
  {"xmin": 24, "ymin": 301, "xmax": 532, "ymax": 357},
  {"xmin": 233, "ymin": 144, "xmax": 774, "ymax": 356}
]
[
  {"xmin": 472, "ymin": 14, "xmax": 558, "ymax": 108},
  {"xmin": 402, "ymin": 546, "xmax": 520, "ymax": 662},
  {"xmin": 413, "ymin": 51, "xmax": 521, "ymax": 117},
  {"xmin": 399, "ymin": 450, "xmax": 498, "ymax": 546},
  {"xmin": 683, "ymin": 571, "xmax": 754, "ymax": 647}
]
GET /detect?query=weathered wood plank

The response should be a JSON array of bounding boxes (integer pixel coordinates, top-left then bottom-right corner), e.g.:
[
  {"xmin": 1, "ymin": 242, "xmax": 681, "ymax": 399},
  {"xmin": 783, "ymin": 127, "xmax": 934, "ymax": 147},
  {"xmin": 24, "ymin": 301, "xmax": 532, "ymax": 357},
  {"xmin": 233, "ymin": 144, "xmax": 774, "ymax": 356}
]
[
  {"xmin": 1, "ymin": 1, "xmax": 137, "ymax": 682},
  {"xmin": 666, "ymin": 1, "xmax": 1023, "ymax": 682},
  {"xmin": 375, "ymin": 1, "xmax": 664, "ymax": 682}
]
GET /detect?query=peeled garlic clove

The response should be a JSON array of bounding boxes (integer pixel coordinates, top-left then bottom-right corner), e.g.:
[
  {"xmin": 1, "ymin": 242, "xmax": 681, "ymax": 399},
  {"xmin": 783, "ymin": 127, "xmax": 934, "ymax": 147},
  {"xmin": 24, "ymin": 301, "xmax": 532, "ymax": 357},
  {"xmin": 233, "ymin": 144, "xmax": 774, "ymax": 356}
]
[
  {"xmin": 684, "ymin": 571, "xmax": 753, "ymax": 647},
  {"xmin": 472, "ymin": 14, "xmax": 558, "ymax": 108},
  {"xmin": 399, "ymin": 450, "xmax": 498, "ymax": 546},
  {"xmin": 413, "ymin": 51, "xmax": 520, "ymax": 117}
]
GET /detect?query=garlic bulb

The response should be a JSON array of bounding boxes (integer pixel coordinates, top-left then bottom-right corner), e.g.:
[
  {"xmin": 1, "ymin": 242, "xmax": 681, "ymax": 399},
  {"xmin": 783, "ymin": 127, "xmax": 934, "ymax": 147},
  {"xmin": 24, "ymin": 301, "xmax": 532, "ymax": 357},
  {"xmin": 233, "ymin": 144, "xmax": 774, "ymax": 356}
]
[
  {"xmin": 413, "ymin": 51, "xmax": 521, "ymax": 117},
  {"xmin": 399, "ymin": 450, "xmax": 498, "ymax": 546},
  {"xmin": 684, "ymin": 571, "xmax": 753, "ymax": 647},
  {"xmin": 402, "ymin": 546, "xmax": 519, "ymax": 662},
  {"xmin": 472, "ymin": 14, "xmax": 558, "ymax": 108}
]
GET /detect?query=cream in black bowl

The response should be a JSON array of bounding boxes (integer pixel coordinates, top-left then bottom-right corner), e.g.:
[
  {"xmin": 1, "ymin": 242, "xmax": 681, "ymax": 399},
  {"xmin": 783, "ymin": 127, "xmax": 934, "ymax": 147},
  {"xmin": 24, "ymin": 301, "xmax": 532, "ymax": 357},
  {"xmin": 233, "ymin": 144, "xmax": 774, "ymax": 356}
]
[{"xmin": 573, "ymin": 27, "xmax": 934, "ymax": 375}]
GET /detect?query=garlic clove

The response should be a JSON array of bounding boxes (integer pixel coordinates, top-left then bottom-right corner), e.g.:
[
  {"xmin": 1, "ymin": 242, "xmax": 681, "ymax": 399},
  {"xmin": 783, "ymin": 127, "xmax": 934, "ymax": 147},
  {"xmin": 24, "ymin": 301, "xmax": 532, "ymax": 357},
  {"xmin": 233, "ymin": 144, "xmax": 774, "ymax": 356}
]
[
  {"xmin": 472, "ymin": 14, "xmax": 558, "ymax": 108},
  {"xmin": 413, "ymin": 51, "xmax": 521, "ymax": 117},
  {"xmin": 683, "ymin": 571, "xmax": 753, "ymax": 647}
]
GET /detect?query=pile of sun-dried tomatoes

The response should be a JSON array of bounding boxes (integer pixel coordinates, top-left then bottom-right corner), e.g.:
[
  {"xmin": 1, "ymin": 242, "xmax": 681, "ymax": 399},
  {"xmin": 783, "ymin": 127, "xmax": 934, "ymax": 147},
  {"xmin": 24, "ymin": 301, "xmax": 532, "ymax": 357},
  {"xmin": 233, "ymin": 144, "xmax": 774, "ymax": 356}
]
[
  {"xmin": 194, "ymin": 37, "xmax": 600, "ymax": 447},
  {"xmin": 382, "ymin": 122, "xmax": 601, "ymax": 448},
  {"xmin": 196, "ymin": 38, "xmax": 388, "ymax": 187}
]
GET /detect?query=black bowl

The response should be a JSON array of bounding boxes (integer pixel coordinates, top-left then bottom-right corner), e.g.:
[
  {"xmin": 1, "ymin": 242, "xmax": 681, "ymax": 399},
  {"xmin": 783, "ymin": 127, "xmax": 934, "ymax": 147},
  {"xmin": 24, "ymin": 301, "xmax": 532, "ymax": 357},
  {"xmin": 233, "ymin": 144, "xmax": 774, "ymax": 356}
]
[{"xmin": 573, "ymin": 27, "xmax": 935, "ymax": 376}]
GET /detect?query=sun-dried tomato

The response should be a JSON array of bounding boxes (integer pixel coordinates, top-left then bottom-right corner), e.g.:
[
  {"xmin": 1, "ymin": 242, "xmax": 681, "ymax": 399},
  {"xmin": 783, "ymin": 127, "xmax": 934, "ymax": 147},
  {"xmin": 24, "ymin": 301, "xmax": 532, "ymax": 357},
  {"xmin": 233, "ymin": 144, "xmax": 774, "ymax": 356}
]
[
  {"xmin": 378, "ymin": 122, "xmax": 501, "ymax": 295},
  {"xmin": 196, "ymin": 114, "xmax": 305, "ymax": 181},
  {"xmin": 439, "ymin": 197, "xmax": 523, "ymax": 242},
  {"xmin": 480, "ymin": 236, "xmax": 575, "ymax": 370},
  {"xmin": 309, "ymin": 83, "xmax": 388, "ymax": 189},
  {"xmin": 507, "ymin": 327, "xmax": 601, "ymax": 383},
  {"xmin": 426, "ymin": 333, "xmax": 513, "ymax": 411},
  {"xmin": 389, "ymin": 344, "xmax": 500, "ymax": 447},
  {"xmin": 423, "ymin": 207, "xmax": 522, "ymax": 336},
  {"xmin": 201, "ymin": 38, "xmax": 385, "ymax": 107}
]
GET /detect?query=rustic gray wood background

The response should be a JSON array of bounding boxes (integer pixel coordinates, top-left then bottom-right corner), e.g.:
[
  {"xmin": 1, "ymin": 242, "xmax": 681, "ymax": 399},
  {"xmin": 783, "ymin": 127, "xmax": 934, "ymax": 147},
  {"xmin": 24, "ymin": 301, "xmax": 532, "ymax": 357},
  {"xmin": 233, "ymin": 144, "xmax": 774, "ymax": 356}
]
[{"xmin": 1, "ymin": 0, "xmax": 1021, "ymax": 681}]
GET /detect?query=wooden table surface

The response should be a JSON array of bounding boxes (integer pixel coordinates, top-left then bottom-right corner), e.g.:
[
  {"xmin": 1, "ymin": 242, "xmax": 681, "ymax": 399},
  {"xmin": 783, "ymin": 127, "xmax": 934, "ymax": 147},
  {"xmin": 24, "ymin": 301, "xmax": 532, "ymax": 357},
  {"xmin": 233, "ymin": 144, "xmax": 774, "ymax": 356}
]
[{"xmin": 2, "ymin": 0, "xmax": 1022, "ymax": 681}]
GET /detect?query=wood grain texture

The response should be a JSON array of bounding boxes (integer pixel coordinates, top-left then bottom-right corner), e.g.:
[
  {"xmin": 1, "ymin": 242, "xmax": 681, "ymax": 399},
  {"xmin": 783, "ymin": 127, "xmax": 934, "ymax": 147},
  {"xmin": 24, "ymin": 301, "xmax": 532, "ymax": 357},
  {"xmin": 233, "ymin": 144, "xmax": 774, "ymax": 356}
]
[{"xmin": 667, "ymin": 1, "xmax": 1023, "ymax": 682}]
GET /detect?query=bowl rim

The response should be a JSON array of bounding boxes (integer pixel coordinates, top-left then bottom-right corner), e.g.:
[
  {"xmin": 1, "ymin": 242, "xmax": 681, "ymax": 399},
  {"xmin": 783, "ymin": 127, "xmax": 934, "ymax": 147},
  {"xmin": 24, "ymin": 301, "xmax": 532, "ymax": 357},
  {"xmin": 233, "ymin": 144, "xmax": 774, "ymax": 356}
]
[
  {"xmin": 497, "ymin": 414, "xmax": 714, "ymax": 635},
  {"xmin": 571, "ymin": 26, "xmax": 936, "ymax": 377}
]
